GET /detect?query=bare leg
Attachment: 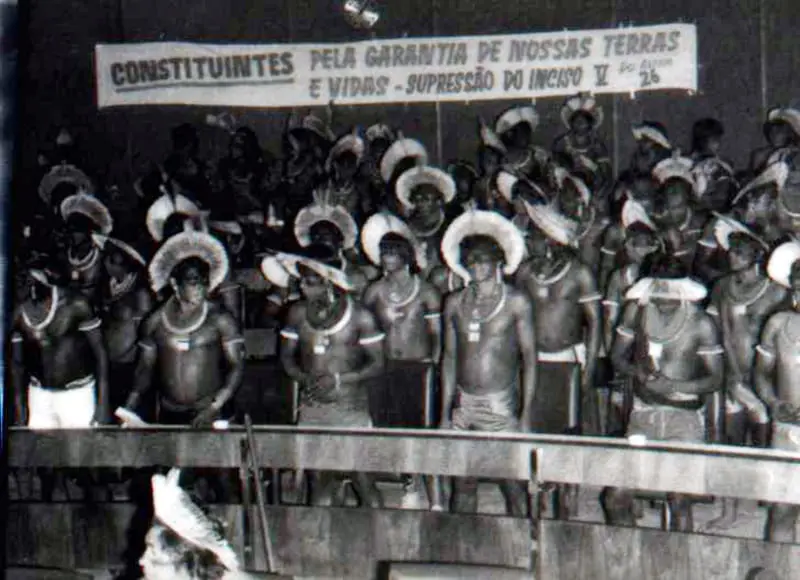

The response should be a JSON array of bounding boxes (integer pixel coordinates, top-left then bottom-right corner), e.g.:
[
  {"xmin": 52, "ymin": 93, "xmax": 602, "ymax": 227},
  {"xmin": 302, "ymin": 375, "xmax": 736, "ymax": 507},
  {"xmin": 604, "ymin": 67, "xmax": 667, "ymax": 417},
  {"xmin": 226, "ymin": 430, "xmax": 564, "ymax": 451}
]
[
  {"xmin": 352, "ymin": 473, "xmax": 383, "ymax": 508},
  {"xmin": 667, "ymin": 494, "xmax": 693, "ymax": 532},
  {"xmin": 499, "ymin": 480, "xmax": 529, "ymax": 517},
  {"xmin": 601, "ymin": 487, "xmax": 637, "ymax": 527},
  {"xmin": 451, "ymin": 477, "xmax": 480, "ymax": 514},
  {"xmin": 426, "ymin": 475, "xmax": 445, "ymax": 511},
  {"xmin": 766, "ymin": 504, "xmax": 799, "ymax": 543}
]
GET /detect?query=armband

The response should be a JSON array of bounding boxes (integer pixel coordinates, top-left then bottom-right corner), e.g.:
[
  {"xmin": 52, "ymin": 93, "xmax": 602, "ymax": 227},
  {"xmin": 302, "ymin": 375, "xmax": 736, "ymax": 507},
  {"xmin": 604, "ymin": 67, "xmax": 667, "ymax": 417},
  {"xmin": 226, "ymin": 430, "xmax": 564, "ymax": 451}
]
[
  {"xmin": 602, "ymin": 299, "xmax": 620, "ymax": 308},
  {"xmin": 280, "ymin": 329, "xmax": 299, "ymax": 341},
  {"xmin": 78, "ymin": 318, "xmax": 102, "ymax": 332},
  {"xmin": 224, "ymin": 337, "xmax": 245, "ymax": 347},
  {"xmin": 600, "ymin": 247, "xmax": 617, "ymax": 256},
  {"xmin": 423, "ymin": 312, "xmax": 442, "ymax": 320},
  {"xmin": 578, "ymin": 293, "xmax": 602, "ymax": 304},
  {"xmin": 697, "ymin": 345, "xmax": 724, "ymax": 357},
  {"xmin": 755, "ymin": 344, "xmax": 775, "ymax": 359},
  {"xmin": 706, "ymin": 305, "xmax": 720, "ymax": 317},
  {"xmin": 358, "ymin": 333, "xmax": 386, "ymax": 346},
  {"xmin": 11, "ymin": 333, "xmax": 23, "ymax": 343},
  {"xmin": 698, "ymin": 238, "xmax": 718, "ymax": 249},
  {"xmin": 138, "ymin": 340, "xmax": 156, "ymax": 351},
  {"xmin": 616, "ymin": 326, "xmax": 635, "ymax": 339}
]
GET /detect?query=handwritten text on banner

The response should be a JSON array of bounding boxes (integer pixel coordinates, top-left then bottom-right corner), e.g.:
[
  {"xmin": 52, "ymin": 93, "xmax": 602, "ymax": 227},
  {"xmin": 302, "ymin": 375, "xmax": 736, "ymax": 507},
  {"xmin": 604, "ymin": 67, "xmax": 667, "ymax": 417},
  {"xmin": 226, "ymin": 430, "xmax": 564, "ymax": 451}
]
[{"xmin": 95, "ymin": 23, "xmax": 697, "ymax": 108}]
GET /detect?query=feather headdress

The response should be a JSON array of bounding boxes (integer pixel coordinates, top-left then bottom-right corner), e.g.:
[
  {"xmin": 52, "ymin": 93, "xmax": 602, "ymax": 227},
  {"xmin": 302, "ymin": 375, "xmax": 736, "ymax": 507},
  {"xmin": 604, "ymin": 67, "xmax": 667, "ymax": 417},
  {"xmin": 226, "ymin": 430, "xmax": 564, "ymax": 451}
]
[
  {"xmin": 294, "ymin": 194, "xmax": 359, "ymax": 250},
  {"xmin": 91, "ymin": 234, "xmax": 147, "ymax": 266},
  {"xmin": 38, "ymin": 163, "xmax": 94, "ymax": 205},
  {"xmin": 151, "ymin": 469, "xmax": 240, "ymax": 571},
  {"xmin": 732, "ymin": 161, "xmax": 790, "ymax": 206},
  {"xmin": 767, "ymin": 106, "xmax": 800, "ymax": 138},
  {"xmin": 632, "ymin": 122, "xmax": 672, "ymax": 151},
  {"xmin": 395, "ymin": 165, "xmax": 456, "ymax": 210},
  {"xmin": 495, "ymin": 105, "xmax": 539, "ymax": 136},
  {"xmin": 621, "ymin": 199, "xmax": 657, "ymax": 232},
  {"xmin": 522, "ymin": 199, "xmax": 579, "ymax": 247},
  {"xmin": 625, "ymin": 277, "xmax": 708, "ymax": 304},
  {"xmin": 325, "ymin": 131, "xmax": 366, "ymax": 172},
  {"xmin": 361, "ymin": 211, "xmax": 427, "ymax": 269},
  {"xmin": 560, "ymin": 93, "xmax": 604, "ymax": 129},
  {"xmin": 712, "ymin": 213, "xmax": 768, "ymax": 251},
  {"xmin": 274, "ymin": 251, "xmax": 353, "ymax": 291},
  {"xmin": 652, "ymin": 152, "xmax": 707, "ymax": 196},
  {"xmin": 148, "ymin": 231, "xmax": 229, "ymax": 293},
  {"xmin": 60, "ymin": 193, "xmax": 113, "ymax": 235},
  {"xmin": 440, "ymin": 210, "xmax": 525, "ymax": 283},
  {"xmin": 260, "ymin": 254, "xmax": 292, "ymax": 288},
  {"xmin": 767, "ymin": 240, "xmax": 800, "ymax": 289},
  {"xmin": 552, "ymin": 166, "xmax": 591, "ymax": 205},
  {"xmin": 146, "ymin": 192, "xmax": 203, "ymax": 243},
  {"xmin": 478, "ymin": 116, "xmax": 507, "ymax": 155},
  {"xmin": 380, "ymin": 137, "xmax": 428, "ymax": 182}
]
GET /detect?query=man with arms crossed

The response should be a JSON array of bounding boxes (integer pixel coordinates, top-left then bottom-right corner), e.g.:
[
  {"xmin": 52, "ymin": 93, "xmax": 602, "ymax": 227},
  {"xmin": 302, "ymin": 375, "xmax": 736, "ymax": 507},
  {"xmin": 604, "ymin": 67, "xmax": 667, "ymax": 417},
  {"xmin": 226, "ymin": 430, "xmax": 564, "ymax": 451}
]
[{"xmin": 439, "ymin": 210, "xmax": 535, "ymax": 516}]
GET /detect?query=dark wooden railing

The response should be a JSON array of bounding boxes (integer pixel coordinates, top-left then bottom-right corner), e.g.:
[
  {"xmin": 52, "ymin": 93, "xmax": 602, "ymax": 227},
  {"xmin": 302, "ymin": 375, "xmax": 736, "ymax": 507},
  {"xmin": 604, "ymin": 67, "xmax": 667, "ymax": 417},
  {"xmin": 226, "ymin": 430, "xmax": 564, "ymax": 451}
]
[{"xmin": 7, "ymin": 427, "xmax": 800, "ymax": 579}]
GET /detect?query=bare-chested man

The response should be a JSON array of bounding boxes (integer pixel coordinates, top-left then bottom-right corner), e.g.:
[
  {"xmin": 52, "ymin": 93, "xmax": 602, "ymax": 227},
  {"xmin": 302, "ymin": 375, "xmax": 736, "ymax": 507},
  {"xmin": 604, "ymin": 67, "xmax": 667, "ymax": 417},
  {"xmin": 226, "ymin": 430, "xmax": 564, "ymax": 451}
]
[
  {"xmin": 518, "ymin": 201, "xmax": 602, "ymax": 437},
  {"xmin": 704, "ymin": 219, "xmax": 788, "ymax": 530},
  {"xmin": 603, "ymin": 255, "xmax": 724, "ymax": 532},
  {"xmin": 494, "ymin": 105, "xmax": 549, "ymax": 180},
  {"xmin": 275, "ymin": 250, "xmax": 386, "ymax": 508},
  {"xmin": 120, "ymin": 231, "xmax": 244, "ymax": 428},
  {"xmin": 750, "ymin": 107, "xmax": 800, "ymax": 174},
  {"xmin": 380, "ymin": 136, "xmax": 429, "ymax": 216},
  {"xmin": 58, "ymin": 193, "xmax": 115, "ymax": 305},
  {"xmin": 690, "ymin": 118, "xmax": 738, "ymax": 215},
  {"xmin": 754, "ymin": 241, "xmax": 800, "ymax": 542},
  {"xmin": 362, "ymin": 212, "xmax": 442, "ymax": 509},
  {"xmin": 11, "ymin": 262, "xmax": 110, "ymax": 428},
  {"xmin": 94, "ymin": 235, "xmax": 154, "ymax": 415},
  {"xmin": 395, "ymin": 165, "xmax": 455, "ymax": 278},
  {"xmin": 324, "ymin": 132, "xmax": 371, "ymax": 221},
  {"xmin": 439, "ymin": 210, "xmax": 535, "ymax": 516}
]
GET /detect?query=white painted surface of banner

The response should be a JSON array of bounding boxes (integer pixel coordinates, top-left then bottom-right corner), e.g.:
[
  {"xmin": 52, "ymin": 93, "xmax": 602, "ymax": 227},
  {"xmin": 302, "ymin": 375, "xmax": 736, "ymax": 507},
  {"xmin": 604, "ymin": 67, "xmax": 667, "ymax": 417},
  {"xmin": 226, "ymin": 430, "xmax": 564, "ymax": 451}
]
[{"xmin": 95, "ymin": 23, "xmax": 697, "ymax": 109}]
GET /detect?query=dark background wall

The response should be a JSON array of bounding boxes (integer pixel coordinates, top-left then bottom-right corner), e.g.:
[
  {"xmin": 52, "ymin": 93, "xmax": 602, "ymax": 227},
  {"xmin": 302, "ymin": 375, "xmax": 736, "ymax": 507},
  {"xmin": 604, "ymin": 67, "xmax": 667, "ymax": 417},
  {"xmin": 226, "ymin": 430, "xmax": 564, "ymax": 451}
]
[{"xmin": 15, "ymin": 0, "xmax": 800, "ymax": 195}]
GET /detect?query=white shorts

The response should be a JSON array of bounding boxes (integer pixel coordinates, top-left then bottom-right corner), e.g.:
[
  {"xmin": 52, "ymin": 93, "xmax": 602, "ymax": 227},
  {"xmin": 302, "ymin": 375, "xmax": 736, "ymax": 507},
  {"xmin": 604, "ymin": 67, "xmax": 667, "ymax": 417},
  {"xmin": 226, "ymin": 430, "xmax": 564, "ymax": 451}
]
[{"xmin": 28, "ymin": 376, "xmax": 96, "ymax": 429}]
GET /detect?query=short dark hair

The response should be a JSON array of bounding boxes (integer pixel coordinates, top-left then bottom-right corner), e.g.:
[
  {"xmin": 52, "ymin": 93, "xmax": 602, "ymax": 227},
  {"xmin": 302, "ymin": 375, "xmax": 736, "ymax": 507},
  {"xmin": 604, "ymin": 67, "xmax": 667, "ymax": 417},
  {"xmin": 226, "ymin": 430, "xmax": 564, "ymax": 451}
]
[
  {"xmin": 171, "ymin": 256, "xmax": 210, "ymax": 283},
  {"xmin": 65, "ymin": 213, "xmax": 95, "ymax": 233},
  {"xmin": 379, "ymin": 232, "xmax": 415, "ymax": 265},
  {"xmin": 309, "ymin": 221, "xmax": 344, "ymax": 245},
  {"xmin": 461, "ymin": 235, "xmax": 504, "ymax": 265},
  {"xmin": 692, "ymin": 117, "xmax": 725, "ymax": 150}
]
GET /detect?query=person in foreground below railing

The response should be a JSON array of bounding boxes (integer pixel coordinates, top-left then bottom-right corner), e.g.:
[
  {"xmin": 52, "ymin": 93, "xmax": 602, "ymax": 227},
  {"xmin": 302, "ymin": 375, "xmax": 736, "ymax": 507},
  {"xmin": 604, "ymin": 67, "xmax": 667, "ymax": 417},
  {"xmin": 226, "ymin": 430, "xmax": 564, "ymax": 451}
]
[
  {"xmin": 602, "ymin": 253, "xmax": 724, "ymax": 532},
  {"xmin": 141, "ymin": 468, "xmax": 253, "ymax": 580},
  {"xmin": 754, "ymin": 240, "xmax": 800, "ymax": 543},
  {"xmin": 439, "ymin": 210, "xmax": 534, "ymax": 517}
]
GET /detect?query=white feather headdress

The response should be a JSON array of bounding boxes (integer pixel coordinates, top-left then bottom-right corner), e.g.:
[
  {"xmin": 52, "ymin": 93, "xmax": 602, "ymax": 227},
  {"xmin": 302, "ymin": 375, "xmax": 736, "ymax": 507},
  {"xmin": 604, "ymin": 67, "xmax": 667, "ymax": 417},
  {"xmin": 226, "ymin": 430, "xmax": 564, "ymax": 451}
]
[
  {"xmin": 625, "ymin": 277, "xmax": 708, "ymax": 304},
  {"xmin": 91, "ymin": 234, "xmax": 146, "ymax": 267},
  {"xmin": 361, "ymin": 212, "xmax": 427, "ymax": 269},
  {"xmin": 478, "ymin": 117, "xmax": 507, "ymax": 155},
  {"xmin": 151, "ymin": 469, "xmax": 240, "ymax": 571},
  {"xmin": 148, "ymin": 231, "xmax": 229, "ymax": 293},
  {"xmin": 712, "ymin": 213, "xmax": 768, "ymax": 251},
  {"xmin": 768, "ymin": 240, "xmax": 800, "ymax": 289},
  {"xmin": 732, "ymin": 161, "xmax": 790, "ymax": 206},
  {"xmin": 146, "ymin": 192, "xmax": 203, "ymax": 243},
  {"xmin": 522, "ymin": 199, "xmax": 579, "ymax": 247},
  {"xmin": 380, "ymin": 137, "xmax": 428, "ymax": 182},
  {"xmin": 560, "ymin": 93, "xmax": 604, "ymax": 129},
  {"xmin": 294, "ymin": 194, "xmax": 359, "ymax": 250},
  {"xmin": 632, "ymin": 123, "xmax": 672, "ymax": 151},
  {"xmin": 768, "ymin": 106, "xmax": 800, "ymax": 138},
  {"xmin": 440, "ymin": 210, "xmax": 525, "ymax": 283},
  {"xmin": 395, "ymin": 166, "xmax": 456, "ymax": 210},
  {"xmin": 325, "ymin": 131, "xmax": 366, "ymax": 172},
  {"xmin": 652, "ymin": 152, "xmax": 707, "ymax": 196},
  {"xmin": 621, "ymin": 199, "xmax": 657, "ymax": 232},
  {"xmin": 38, "ymin": 163, "xmax": 94, "ymax": 205},
  {"xmin": 552, "ymin": 166, "xmax": 591, "ymax": 205},
  {"xmin": 260, "ymin": 254, "xmax": 292, "ymax": 288},
  {"xmin": 495, "ymin": 105, "xmax": 539, "ymax": 136},
  {"xmin": 60, "ymin": 193, "xmax": 114, "ymax": 235},
  {"xmin": 274, "ymin": 251, "xmax": 353, "ymax": 291}
]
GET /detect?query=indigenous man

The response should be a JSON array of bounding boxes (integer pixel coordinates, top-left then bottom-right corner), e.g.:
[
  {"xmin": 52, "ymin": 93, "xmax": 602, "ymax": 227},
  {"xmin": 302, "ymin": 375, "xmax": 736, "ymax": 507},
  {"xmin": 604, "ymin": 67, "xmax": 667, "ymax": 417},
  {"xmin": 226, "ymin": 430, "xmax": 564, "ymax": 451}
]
[
  {"xmin": 439, "ymin": 210, "xmax": 535, "ymax": 516},
  {"xmin": 395, "ymin": 165, "xmax": 456, "ymax": 278},
  {"xmin": 324, "ymin": 131, "xmax": 371, "ymax": 221},
  {"xmin": 447, "ymin": 161, "xmax": 480, "ymax": 218},
  {"xmin": 628, "ymin": 121, "xmax": 673, "ymax": 176},
  {"xmin": 517, "ymin": 201, "xmax": 602, "ymax": 436},
  {"xmin": 750, "ymin": 107, "xmax": 800, "ymax": 174},
  {"xmin": 552, "ymin": 93, "xmax": 612, "ymax": 192},
  {"xmin": 754, "ymin": 241, "xmax": 800, "ymax": 542},
  {"xmin": 651, "ymin": 154, "xmax": 707, "ymax": 269},
  {"xmin": 362, "ymin": 212, "xmax": 442, "ymax": 509},
  {"xmin": 494, "ymin": 105, "xmax": 548, "ymax": 180},
  {"xmin": 120, "ymin": 231, "xmax": 245, "ymax": 428},
  {"xmin": 362, "ymin": 123, "xmax": 395, "ymax": 208},
  {"xmin": 58, "ymin": 193, "xmax": 115, "ymax": 304},
  {"xmin": 94, "ymin": 234, "xmax": 154, "ymax": 415},
  {"xmin": 603, "ymin": 256, "xmax": 724, "ymax": 532},
  {"xmin": 690, "ymin": 118, "xmax": 737, "ymax": 214},
  {"xmin": 10, "ymin": 261, "xmax": 110, "ymax": 428},
  {"xmin": 704, "ymin": 218, "xmax": 788, "ymax": 530},
  {"xmin": 283, "ymin": 112, "xmax": 334, "ymax": 218},
  {"xmin": 517, "ymin": 201, "xmax": 601, "ymax": 517},
  {"xmin": 162, "ymin": 123, "xmax": 213, "ymax": 208},
  {"xmin": 293, "ymin": 191, "xmax": 376, "ymax": 295},
  {"xmin": 275, "ymin": 250, "xmax": 386, "ymax": 508}
]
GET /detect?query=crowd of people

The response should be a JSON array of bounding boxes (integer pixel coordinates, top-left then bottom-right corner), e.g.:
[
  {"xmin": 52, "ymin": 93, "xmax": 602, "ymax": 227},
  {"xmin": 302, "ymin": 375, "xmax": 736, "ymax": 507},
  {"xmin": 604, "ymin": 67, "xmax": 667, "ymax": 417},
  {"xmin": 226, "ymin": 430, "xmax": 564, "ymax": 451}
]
[{"xmin": 10, "ymin": 93, "xmax": 800, "ymax": 561}]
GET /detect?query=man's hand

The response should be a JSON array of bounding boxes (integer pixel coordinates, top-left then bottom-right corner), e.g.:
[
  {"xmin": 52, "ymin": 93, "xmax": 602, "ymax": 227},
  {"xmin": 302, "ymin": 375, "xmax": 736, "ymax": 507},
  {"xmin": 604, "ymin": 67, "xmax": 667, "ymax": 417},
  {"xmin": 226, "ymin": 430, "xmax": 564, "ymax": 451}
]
[
  {"xmin": 306, "ymin": 374, "xmax": 340, "ymax": 404},
  {"xmin": 192, "ymin": 405, "xmax": 220, "ymax": 428}
]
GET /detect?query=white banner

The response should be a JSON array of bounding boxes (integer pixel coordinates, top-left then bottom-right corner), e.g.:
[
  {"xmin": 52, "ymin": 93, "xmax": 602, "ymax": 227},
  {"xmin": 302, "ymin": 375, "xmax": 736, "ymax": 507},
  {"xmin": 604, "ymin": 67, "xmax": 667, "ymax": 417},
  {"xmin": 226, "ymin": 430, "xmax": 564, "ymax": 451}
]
[{"xmin": 95, "ymin": 23, "xmax": 697, "ymax": 109}]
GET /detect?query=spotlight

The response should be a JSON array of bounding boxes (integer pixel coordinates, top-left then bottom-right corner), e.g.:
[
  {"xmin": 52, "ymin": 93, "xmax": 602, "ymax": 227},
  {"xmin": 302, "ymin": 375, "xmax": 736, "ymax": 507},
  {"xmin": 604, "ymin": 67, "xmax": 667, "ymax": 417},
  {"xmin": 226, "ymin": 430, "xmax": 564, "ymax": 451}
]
[{"xmin": 343, "ymin": 0, "xmax": 379, "ymax": 29}]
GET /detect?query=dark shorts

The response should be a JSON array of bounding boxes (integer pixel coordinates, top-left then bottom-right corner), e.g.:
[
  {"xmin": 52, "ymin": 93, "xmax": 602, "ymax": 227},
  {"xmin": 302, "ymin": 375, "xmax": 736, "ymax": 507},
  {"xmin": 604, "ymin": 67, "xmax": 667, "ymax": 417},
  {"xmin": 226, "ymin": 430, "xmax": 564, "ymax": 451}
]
[{"xmin": 371, "ymin": 360, "xmax": 435, "ymax": 428}]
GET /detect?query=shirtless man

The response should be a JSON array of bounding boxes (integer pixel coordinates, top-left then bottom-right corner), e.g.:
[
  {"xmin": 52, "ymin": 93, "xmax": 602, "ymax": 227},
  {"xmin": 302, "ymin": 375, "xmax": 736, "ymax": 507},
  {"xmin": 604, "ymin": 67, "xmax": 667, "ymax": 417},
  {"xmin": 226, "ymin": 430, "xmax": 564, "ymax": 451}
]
[
  {"xmin": 362, "ymin": 212, "xmax": 442, "ymax": 509},
  {"xmin": 59, "ymin": 193, "xmax": 115, "ymax": 305},
  {"xmin": 120, "ymin": 231, "xmax": 244, "ymax": 428},
  {"xmin": 690, "ymin": 118, "xmax": 737, "ymax": 215},
  {"xmin": 552, "ymin": 94, "xmax": 612, "ymax": 193},
  {"xmin": 324, "ymin": 132, "xmax": 371, "ymax": 221},
  {"xmin": 704, "ymin": 220, "xmax": 788, "ymax": 530},
  {"xmin": 380, "ymin": 136, "xmax": 429, "ymax": 216},
  {"xmin": 11, "ymin": 263, "xmax": 110, "ymax": 427},
  {"xmin": 651, "ymin": 156, "xmax": 706, "ymax": 270},
  {"xmin": 439, "ymin": 210, "xmax": 535, "ymax": 516},
  {"xmin": 395, "ymin": 165, "xmax": 456, "ymax": 278},
  {"xmin": 494, "ymin": 105, "xmax": 548, "ymax": 180},
  {"xmin": 750, "ymin": 107, "xmax": 800, "ymax": 174},
  {"xmin": 276, "ymin": 251, "xmax": 386, "ymax": 508},
  {"xmin": 517, "ymin": 202, "xmax": 602, "ymax": 437},
  {"xmin": 603, "ymin": 255, "xmax": 724, "ymax": 532},
  {"xmin": 94, "ymin": 235, "xmax": 154, "ymax": 415},
  {"xmin": 754, "ymin": 241, "xmax": 800, "ymax": 542}
]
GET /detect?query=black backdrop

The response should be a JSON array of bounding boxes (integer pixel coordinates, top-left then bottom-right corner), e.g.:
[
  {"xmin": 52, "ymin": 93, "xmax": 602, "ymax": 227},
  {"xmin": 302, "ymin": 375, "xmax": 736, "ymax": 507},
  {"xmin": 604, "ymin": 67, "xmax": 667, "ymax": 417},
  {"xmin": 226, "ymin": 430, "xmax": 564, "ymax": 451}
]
[{"xmin": 14, "ymin": 0, "xmax": 800, "ymax": 196}]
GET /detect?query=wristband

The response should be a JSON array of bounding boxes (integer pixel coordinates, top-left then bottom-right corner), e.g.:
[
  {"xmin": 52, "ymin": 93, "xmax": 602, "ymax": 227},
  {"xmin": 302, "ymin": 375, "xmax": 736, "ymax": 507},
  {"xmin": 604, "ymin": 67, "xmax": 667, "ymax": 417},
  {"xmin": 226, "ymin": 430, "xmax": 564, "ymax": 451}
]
[{"xmin": 334, "ymin": 373, "xmax": 341, "ymax": 389}]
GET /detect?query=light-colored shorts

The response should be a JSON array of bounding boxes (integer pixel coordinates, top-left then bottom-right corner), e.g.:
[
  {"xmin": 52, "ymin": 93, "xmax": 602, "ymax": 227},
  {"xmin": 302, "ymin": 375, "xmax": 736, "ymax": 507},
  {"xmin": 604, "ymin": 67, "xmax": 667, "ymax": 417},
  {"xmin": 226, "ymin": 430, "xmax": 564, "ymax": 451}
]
[{"xmin": 28, "ymin": 375, "xmax": 96, "ymax": 429}]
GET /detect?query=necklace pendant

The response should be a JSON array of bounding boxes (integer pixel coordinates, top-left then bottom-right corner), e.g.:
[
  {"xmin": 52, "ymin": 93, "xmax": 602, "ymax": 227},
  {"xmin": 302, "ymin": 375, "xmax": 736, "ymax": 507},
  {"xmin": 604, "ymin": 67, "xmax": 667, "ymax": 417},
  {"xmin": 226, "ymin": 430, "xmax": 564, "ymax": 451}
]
[
  {"xmin": 648, "ymin": 341, "xmax": 663, "ymax": 370},
  {"xmin": 468, "ymin": 321, "xmax": 481, "ymax": 343},
  {"xmin": 732, "ymin": 304, "xmax": 747, "ymax": 316},
  {"xmin": 175, "ymin": 336, "xmax": 191, "ymax": 352},
  {"xmin": 71, "ymin": 270, "xmax": 79, "ymax": 281},
  {"xmin": 536, "ymin": 286, "xmax": 549, "ymax": 299},
  {"xmin": 314, "ymin": 336, "xmax": 329, "ymax": 355}
]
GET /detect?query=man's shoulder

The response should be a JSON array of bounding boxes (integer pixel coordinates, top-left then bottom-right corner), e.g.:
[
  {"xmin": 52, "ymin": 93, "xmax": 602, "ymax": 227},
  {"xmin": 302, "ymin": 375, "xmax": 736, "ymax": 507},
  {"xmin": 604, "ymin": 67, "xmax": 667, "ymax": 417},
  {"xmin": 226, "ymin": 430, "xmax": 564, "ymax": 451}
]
[{"xmin": 506, "ymin": 286, "xmax": 532, "ymax": 310}]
